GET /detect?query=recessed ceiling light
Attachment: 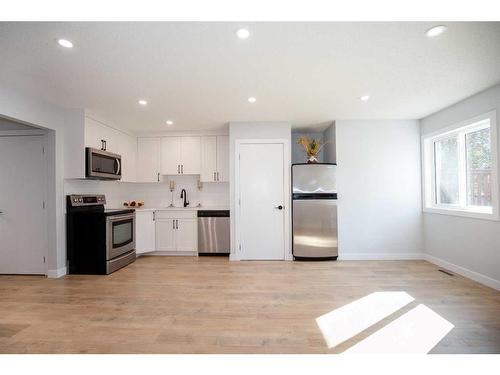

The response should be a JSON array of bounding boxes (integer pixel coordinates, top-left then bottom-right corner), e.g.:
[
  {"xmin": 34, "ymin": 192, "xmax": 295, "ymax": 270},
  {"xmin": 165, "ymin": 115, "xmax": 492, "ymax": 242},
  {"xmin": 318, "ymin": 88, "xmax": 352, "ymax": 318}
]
[
  {"xmin": 236, "ymin": 28, "xmax": 250, "ymax": 39},
  {"xmin": 138, "ymin": 99, "xmax": 148, "ymax": 106},
  {"xmin": 360, "ymin": 95, "xmax": 371, "ymax": 102},
  {"xmin": 248, "ymin": 97, "xmax": 256, "ymax": 103},
  {"xmin": 425, "ymin": 25, "xmax": 447, "ymax": 38},
  {"xmin": 166, "ymin": 120, "xmax": 174, "ymax": 125},
  {"xmin": 57, "ymin": 38, "xmax": 73, "ymax": 48}
]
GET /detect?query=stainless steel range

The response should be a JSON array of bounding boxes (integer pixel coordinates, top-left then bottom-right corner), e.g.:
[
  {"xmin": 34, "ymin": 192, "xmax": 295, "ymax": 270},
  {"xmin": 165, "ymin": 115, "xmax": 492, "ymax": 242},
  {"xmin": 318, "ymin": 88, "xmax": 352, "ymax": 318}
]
[{"xmin": 66, "ymin": 194, "xmax": 136, "ymax": 274}]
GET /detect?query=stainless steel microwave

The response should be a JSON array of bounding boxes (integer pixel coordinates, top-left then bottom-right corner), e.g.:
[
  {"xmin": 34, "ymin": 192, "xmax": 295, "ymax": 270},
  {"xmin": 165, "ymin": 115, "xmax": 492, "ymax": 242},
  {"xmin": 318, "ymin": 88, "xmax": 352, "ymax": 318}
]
[{"xmin": 86, "ymin": 147, "xmax": 122, "ymax": 180}]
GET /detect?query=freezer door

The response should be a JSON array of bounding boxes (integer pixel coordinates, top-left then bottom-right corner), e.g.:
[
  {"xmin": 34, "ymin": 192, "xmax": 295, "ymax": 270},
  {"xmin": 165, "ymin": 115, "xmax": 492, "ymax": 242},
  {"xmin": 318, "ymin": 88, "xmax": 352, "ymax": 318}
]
[
  {"xmin": 293, "ymin": 199, "xmax": 338, "ymax": 258},
  {"xmin": 292, "ymin": 164, "xmax": 336, "ymax": 194}
]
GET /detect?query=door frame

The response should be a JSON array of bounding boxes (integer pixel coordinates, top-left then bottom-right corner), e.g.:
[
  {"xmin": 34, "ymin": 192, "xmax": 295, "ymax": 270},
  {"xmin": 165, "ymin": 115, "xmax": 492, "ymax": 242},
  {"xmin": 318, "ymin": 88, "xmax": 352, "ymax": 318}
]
[
  {"xmin": 233, "ymin": 138, "xmax": 292, "ymax": 261},
  {"xmin": 0, "ymin": 134, "xmax": 49, "ymax": 275}
]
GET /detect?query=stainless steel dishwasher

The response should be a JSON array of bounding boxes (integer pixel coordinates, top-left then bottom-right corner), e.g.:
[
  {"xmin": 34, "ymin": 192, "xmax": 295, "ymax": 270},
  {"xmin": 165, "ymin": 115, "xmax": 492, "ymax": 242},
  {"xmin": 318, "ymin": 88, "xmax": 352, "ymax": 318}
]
[{"xmin": 197, "ymin": 210, "xmax": 230, "ymax": 255}]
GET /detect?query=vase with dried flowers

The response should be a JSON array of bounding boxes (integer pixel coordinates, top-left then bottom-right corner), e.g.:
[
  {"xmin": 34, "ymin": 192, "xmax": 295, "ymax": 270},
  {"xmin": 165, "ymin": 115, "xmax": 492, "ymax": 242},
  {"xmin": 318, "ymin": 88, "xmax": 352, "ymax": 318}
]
[{"xmin": 297, "ymin": 136, "xmax": 325, "ymax": 163}]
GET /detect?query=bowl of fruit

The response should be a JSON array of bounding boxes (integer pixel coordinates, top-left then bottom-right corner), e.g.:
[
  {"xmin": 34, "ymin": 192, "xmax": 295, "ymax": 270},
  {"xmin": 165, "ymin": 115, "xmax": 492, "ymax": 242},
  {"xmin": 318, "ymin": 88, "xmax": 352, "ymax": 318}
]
[{"xmin": 123, "ymin": 200, "xmax": 145, "ymax": 208}]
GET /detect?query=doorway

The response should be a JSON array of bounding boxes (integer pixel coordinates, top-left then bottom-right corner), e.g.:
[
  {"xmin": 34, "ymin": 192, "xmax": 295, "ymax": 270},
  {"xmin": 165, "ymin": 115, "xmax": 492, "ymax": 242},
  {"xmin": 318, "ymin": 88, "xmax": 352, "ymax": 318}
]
[
  {"xmin": 0, "ymin": 135, "xmax": 48, "ymax": 274},
  {"xmin": 235, "ymin": 139, "xmax": 290, "ymax": 260}
]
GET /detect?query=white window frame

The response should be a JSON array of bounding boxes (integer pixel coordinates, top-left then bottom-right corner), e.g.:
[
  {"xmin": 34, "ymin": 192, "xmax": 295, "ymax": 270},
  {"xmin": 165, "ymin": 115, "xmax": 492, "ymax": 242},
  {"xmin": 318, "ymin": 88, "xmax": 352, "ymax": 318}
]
[{"xmin": 421, "ymin": 110, "xmax": 499, "ymax": 221}]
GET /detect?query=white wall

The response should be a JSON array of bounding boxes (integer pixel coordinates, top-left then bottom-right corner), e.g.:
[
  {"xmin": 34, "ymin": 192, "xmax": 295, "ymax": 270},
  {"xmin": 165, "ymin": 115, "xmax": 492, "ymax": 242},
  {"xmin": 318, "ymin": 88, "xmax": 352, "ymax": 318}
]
[
  {"xmin": 0, "ymin": 86, "xmax": 71, "ymax": 277},
  {"xmin": 64, "ymin": 178, "xmax": 229, "ymax": 210},
  {"xmin": 420, "ymin": 84, "xmax": 500, "ymax": 289},
  {"xmin": 228, "ymin": 122, "xmax": 292, "ymax": 257},
  {"xmin": 336, "ymin": 120, "xmax": 423, "ymax": 259}
]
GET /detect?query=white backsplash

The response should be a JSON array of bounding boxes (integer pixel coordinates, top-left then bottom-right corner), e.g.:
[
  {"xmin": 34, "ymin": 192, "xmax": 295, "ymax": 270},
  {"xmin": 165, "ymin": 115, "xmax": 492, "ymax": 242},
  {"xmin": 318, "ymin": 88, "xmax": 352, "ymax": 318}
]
[{"xmin": 64, "ymin": 176, "xmax": 229, "ymax": 210}]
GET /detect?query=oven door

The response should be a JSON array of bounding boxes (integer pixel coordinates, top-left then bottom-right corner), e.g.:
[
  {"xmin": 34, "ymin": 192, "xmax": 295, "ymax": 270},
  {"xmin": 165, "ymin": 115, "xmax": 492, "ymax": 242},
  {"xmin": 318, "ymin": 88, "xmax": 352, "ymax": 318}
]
[
  {"xmin": 106, "ymin": 213, "xmax": 135, "ymax": 260},
  {"xmin": 86, "ymin": 148, "xmax": 122, "ymax": 180}
]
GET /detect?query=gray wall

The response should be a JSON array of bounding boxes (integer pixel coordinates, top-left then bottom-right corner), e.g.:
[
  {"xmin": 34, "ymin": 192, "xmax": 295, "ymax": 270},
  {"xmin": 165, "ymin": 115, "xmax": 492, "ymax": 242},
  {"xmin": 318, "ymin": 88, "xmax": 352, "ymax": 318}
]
[
  {"xmin": 323, "ymin": 122, "xmax": 336, "ymax": 163},
  {"xmin": 420, "ymin": 84, "xmax": 500, "ymax": 286},
  {"xmin": 336, "ymin": 120, "xmax": 423, "ymax": 258}
]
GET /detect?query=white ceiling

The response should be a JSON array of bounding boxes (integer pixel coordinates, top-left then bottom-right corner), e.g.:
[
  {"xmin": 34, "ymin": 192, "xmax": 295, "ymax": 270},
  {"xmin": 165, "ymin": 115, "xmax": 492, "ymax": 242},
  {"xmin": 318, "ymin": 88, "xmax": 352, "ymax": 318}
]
[{"xmin": 0, "ymin": 22, "xmax": 499, "ymax": 133}]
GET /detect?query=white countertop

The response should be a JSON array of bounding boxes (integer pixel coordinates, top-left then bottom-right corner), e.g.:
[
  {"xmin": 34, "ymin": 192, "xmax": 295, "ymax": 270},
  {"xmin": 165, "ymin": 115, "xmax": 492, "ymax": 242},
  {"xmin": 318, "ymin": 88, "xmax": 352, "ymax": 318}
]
[{"xmin": 132, "ymin": 205, "xmax": 230, "ymax": 212}]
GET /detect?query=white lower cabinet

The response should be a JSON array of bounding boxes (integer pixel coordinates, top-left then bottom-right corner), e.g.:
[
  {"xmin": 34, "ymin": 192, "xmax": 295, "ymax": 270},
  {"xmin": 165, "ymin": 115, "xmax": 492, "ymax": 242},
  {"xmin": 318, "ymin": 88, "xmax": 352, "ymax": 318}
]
[
  {"xmin": 155, "ymin": 218, "xmax": 176, "ymax": 252},
  {"xmin": 154, "ymin": 211, "xmax": 198, "ymax": 253},
  {"xmin": 175, "ymin": 218, "xmax": 198, "ymax": 252},
  {"xmin": 135, "ymin": 211, "xmax": 156, "ymax": 254}
]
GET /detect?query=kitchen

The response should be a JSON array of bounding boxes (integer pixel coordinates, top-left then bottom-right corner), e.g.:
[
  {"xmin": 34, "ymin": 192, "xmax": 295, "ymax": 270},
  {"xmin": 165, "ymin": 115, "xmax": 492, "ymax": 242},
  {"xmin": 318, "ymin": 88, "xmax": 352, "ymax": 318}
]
[
  {"xmin": 1, "ymin": 20, "xmax": 500, "ymax": 358},
  {"xmin": 64, "ymin": 114, "xmax": 337, "ymax": 273}
]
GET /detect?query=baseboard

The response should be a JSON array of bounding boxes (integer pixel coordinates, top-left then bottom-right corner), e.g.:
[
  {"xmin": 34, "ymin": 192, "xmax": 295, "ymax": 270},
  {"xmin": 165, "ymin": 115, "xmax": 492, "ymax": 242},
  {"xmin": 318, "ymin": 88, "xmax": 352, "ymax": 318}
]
[
  {"xmin": 142, "ymin": 251, "xmax": 198, "ymax": 257},
  {"xmin": 423, "ymin": 254, "xmax": 500, "ymax": 291},
  {"xmin": 47, "ymin": 266, "xmax": 67, "ymax": 278},
  {"xmin": 338, "ymin": 252, "xmax": 424, "ymax": 260}
]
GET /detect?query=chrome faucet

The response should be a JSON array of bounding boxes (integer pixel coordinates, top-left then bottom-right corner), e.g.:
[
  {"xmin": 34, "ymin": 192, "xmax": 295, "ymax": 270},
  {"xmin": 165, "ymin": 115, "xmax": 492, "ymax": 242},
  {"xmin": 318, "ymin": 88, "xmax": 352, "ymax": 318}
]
[{"xmin": 180, "ymin": 189, "xmax": 189, "ymax": 208}]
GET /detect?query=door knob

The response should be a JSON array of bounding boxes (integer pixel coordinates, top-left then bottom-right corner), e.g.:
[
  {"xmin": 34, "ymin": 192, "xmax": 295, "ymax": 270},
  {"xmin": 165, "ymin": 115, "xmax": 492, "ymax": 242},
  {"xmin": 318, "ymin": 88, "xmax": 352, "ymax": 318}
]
[{"xmin": 274, "ymin": 205, "xmax": 283, "ymax": 210}]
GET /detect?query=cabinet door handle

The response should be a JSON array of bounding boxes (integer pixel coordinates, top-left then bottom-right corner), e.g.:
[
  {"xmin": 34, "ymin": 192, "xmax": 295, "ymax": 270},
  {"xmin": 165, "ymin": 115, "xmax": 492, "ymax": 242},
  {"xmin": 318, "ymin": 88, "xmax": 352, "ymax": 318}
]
[
  {"xmin": 213, "ymin": 172, "xmax": 216, "ymax": 181},
  {"xmin": 157, "ymin": 172, "xmax": 160, "ymax": 182},
  {"xmin": 217, "ymin": 172, "xmax": 219, "ymax": 181},
  {"xmin": 181, "ymin": 165, "xmax": 184, "ymax": 174},
  {"xmin": 172, "ymin": 219, "xmax": 175, "ymax": 229},
  {"xmin": 100, "ymin": 139, "xmax": 105, "ymax": 151},
  {"xmin": 153, "ymin": 212, "xmax": 156, "ymax": 221},
  {"xmin": 176, "ymin": 219, "xmax": 179, "ymax": 229},
  {"xmin": 177, "ymin": 165, "xmax": 180, "ymax": 174}
]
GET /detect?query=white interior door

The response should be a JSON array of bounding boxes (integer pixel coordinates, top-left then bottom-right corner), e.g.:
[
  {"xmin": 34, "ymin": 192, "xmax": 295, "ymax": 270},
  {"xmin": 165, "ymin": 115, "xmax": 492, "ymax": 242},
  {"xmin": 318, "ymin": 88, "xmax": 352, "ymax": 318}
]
[
  {"xmin": 237, "ymin": 142, "xmax": 286, "ymax": 260},
  {"xmin": 0, "ymin": 136, "xmax": 47, "ymax": 274}
]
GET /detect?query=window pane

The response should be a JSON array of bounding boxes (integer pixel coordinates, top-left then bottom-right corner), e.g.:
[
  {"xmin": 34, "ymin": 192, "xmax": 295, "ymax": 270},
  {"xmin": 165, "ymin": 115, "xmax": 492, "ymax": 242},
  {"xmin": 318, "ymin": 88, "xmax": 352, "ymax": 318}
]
[
  {"xmin": 434, "ymin": 136, "xmax": 459, "ymax": 205},
  {"xmin": 466, "ymin": 127, "xmax": 492, "ymax": 207}
]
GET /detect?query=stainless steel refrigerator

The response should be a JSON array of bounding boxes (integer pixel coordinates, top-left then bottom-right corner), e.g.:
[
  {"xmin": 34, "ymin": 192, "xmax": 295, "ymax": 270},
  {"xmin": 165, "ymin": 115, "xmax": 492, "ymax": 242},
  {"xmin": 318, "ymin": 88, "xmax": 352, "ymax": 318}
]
[{"xmin": 292, "ymin": 163, "xmax": 338, "ymax": 260}]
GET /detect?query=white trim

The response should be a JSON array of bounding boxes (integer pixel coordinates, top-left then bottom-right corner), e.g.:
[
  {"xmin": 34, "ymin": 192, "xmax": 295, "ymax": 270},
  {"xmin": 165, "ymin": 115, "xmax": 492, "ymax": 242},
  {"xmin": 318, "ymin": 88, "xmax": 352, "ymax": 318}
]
[
  {"xmin": 423, "ymin": 254, "xmax": 500, "ymax": 291},
  {"xmin": 0, "ymin": 129, "xmax": 47, "ymax": 137},
  {"xmin": 338, "ymin": 253, "xmax": 424, "ymax": 260},
  {"xmin": 47, "ymin": 266, "xmax": 67, "ymax": 278},
  {"xmin": 421, "ymin": 110, "xmax": 499, "ymax": 221},
  {"xmin": 234, "ymin": 138, "xmax": 291, "ymax": 261}
]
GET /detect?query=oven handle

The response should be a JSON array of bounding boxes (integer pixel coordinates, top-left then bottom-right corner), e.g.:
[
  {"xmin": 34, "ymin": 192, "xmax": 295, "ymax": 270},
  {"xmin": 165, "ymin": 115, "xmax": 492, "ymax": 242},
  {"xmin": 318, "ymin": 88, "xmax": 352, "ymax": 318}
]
[
  {"xmin": 106, "ymin": 213, "xmax": 135, "ymax": 223},
  {"xmin": 115, "ymin": 158, "xmax": 121, "ymax": 175}
]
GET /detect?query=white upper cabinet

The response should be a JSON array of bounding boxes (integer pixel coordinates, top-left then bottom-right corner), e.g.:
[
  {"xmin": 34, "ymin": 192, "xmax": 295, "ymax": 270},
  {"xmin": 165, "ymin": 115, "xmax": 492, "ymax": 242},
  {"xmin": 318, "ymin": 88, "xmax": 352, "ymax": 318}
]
[
  {"xmin": 161, "ymin": 137, "xmax": 181, "ymax": 175},
  {"xmin": 180, "ymin": 137, "xmax": 201, "ymax": 175},
  {"xmin": 200, "ymin": 135, "xmax": 229, "ymax": 182},
  {"xmin": 137, "ymin": 138, "xmax": 161, "ymax": 183},
  {"xmin": 161, "ymin": 136, "xmax": 201, "ymax": 175},
  {"xmin": 217, "ymin": 135, "xmax": 229, "ymax": 182},
  {"xmin": 84, "ymin": 117, "xmax": 137, "ymax": 181},
  {"xmin": 201, "ymin": 136, "xmax": 217, "ymax": 182},
  {"xmin": 85, "ymin": 117, "xmax": 109, "ymax": 151}
]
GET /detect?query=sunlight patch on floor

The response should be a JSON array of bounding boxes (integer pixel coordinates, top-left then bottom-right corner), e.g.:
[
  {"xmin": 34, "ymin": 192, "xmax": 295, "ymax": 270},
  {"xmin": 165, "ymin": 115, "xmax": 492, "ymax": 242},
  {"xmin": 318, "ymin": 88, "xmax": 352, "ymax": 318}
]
[
  {"xmin": 315, "ymin": 291, "xmax": 414, "ymax": 348},
  {"xmin": 344, "ymin": 304, "xmax": 454, "ymax": 354}
]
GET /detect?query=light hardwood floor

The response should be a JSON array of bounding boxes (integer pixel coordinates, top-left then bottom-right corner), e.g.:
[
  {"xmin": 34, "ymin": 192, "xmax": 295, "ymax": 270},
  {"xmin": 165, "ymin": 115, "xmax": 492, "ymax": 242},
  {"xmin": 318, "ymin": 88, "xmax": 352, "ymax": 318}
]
[{"xmin": 0, "ymin": 257, "xmax": 499, "ymax": 353}]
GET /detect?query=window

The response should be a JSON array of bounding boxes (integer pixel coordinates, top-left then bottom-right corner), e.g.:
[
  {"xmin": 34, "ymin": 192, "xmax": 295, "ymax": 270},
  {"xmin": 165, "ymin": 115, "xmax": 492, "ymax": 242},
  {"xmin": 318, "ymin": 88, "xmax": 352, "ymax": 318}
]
[{"xmin": 422, "ymin": 111, "xmax": 498, "ymax": 220}]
